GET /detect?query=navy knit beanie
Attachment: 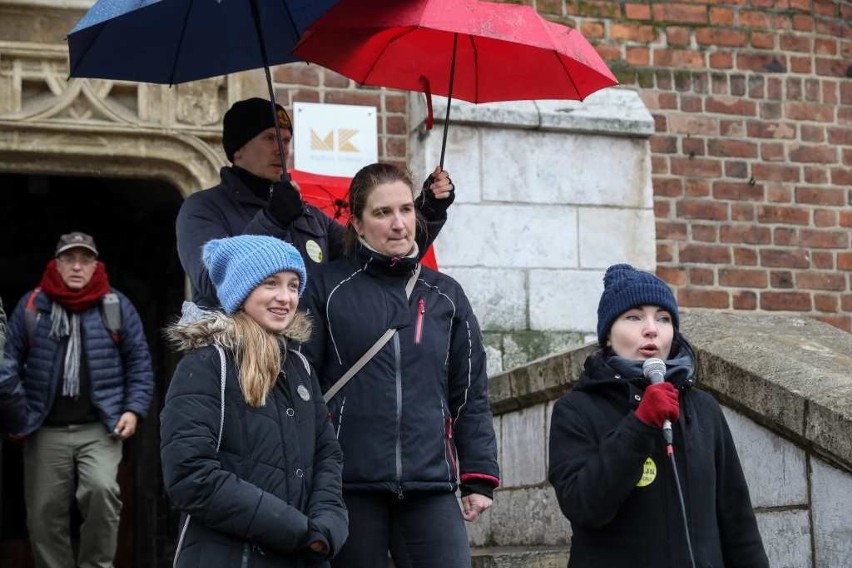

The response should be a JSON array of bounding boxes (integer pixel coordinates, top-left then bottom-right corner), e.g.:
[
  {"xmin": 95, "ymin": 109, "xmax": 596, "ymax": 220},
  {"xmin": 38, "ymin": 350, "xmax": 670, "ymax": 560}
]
[
  {"xmin": 202, "ymin": 236, "xmax": 307, "ymax": 314},
  {"xmin": 222, "ymin": 98, "xmax": 293, "ymax": 162},
  {"xmin": 596, "ymin": 264, "xmax": 679, "ymax": 347}
]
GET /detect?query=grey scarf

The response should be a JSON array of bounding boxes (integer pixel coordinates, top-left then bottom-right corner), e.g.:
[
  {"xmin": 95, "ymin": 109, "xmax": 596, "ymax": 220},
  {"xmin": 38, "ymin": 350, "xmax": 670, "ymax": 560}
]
[{"xmin": 49, "ymin": 303, "xmax": 82, "ymax": 398}]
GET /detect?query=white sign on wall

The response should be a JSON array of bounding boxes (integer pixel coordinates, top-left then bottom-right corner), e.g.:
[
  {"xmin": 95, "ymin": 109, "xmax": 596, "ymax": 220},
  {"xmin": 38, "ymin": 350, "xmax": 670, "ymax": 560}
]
[{"xmin": 294, "ymin": 102, "xmax": 378, "ymax": 177}]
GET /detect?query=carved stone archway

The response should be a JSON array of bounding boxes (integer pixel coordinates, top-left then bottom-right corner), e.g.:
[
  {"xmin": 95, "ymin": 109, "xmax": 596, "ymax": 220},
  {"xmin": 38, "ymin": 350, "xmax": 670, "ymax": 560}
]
[{"xmin": 0, "ymin": 37, "xmax": 268, "ymax": 194}]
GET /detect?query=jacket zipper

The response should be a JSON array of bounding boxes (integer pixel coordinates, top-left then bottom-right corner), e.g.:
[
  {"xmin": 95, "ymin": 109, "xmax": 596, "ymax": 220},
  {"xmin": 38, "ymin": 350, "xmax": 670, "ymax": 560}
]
[
  {"xmin": 393, "ymin": 332, "xmax": 404, "ymax": 499},
  {"xmin": 241, "ymin": 542, "xmax": 250, "ymax": 568},
  {"xmin": 415, "ymin": 298, "xmax": 426, "ymax": 344},
  {"xmin": 446, "ymin": 416, "xmax": 458, "ymax": 479}
]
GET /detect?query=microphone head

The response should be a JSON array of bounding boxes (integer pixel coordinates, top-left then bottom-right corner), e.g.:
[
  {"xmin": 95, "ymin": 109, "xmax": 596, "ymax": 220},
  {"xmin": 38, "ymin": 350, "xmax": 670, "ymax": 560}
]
[{"xmin": 642, "ymin": 358, "xmax": 667, "ymax": 384}]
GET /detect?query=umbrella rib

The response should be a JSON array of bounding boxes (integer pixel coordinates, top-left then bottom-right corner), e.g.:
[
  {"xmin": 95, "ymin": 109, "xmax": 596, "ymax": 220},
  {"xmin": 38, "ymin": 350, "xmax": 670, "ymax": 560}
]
[
  {"xmin": 468, "ymin": 33, "xmax": 479, "ymax": 103},
  {"xmin": 277, "ymin": 0, "xmax": 300, "ymax": 40},
  {"xmin": 553, "ymin": 47, "xmax": 584, "ymax": 100},
  {"xmin": 167, "ymin": 0, "xmax": 197, "ymax": 85},
  {"xmin": 360, "ymin": 27, "xmax": 418, "ymax": 86}
]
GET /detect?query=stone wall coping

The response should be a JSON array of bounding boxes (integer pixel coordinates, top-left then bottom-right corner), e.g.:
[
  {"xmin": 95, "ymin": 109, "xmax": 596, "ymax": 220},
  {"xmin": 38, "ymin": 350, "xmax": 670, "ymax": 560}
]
[
  {"xmin": 489, "ymin": 311, "xmax": 852, "ymax": 472},
  {"xmin": 409, "ymin": 87, "xmax": 654, "ymax": 138}
]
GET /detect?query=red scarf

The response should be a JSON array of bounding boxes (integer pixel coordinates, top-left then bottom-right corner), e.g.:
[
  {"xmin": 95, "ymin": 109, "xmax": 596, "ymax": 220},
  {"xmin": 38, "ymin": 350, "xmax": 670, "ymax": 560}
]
[{"xmin": 38, "ymin": 259, "xmax": 111, "ymax": 313}]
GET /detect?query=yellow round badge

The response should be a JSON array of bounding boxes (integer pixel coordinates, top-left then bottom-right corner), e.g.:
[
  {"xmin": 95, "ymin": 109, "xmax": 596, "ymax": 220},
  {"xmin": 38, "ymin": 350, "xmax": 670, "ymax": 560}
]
[
  {"xmin": 636, "ymin": 457, "xmax": 657, "ymax": 487},
  {"xmin": 305, "ymin": 240, "xmax": 323, "ymax": 263}
]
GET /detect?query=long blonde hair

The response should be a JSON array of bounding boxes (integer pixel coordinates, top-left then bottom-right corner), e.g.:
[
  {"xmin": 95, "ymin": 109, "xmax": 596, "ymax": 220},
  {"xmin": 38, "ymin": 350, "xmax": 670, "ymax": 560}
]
[{"xmin": 231, "ymin": 312, "xmax": 282, "ymax": 407}]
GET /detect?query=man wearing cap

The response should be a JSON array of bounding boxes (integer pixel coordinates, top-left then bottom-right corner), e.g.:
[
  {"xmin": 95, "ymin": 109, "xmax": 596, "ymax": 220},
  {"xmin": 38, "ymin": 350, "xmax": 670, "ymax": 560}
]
[
  {"xmin": 176, "ymin": 97, "xmax": 456, "ymax": 309},
  {"xmin": 1, "ymin": 232, "xmax": 154, "ymax": 568}
]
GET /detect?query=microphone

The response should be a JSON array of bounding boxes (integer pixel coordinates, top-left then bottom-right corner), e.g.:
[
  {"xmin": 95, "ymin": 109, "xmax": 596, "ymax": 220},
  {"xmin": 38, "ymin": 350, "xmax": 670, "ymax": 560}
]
[{"xmin": 642, "ymin": 358, "xmax": 673, "ymax": 445}]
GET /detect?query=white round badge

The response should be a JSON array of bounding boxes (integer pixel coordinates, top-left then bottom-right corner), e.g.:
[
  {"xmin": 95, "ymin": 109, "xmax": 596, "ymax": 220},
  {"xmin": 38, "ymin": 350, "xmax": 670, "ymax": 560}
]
[
  {"xmin": 305, "ymin": 240, "xmax": 323, "ymax": 263},
  {"xmin": 297, "ymin": 384, "xmax": 311, "ymax": 402}
]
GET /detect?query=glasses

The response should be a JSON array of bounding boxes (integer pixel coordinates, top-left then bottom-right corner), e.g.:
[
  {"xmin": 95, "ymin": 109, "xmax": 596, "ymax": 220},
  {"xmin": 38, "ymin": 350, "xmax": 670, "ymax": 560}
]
[{"xmin": 57, "ymin": 254, "xmax": 97, "ymax": 266}]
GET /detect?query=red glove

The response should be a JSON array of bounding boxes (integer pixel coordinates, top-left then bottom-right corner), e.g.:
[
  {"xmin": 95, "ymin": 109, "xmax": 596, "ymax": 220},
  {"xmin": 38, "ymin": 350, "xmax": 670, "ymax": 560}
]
[{"xmin": 635, "ymin": 382, "xmax": 680, "ymax": 428}]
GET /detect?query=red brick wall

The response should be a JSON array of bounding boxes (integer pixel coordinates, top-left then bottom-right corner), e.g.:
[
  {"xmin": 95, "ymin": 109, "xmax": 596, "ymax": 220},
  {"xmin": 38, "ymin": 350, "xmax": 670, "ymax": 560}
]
[
  {"xmin": 544, "ymin": 0, "xmax": 851, "ymax": 331},
  {"xmin": 276, "ymin": 1, "xmax": 851, "ymax": 331}
]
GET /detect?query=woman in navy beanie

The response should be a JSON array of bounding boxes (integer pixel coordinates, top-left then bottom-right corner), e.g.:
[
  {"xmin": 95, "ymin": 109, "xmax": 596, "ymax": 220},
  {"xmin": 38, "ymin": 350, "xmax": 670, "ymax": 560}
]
[
  {"xmin": 160, "ymin": 235, "xmax": 347, "ymax": 567},
  {"xmin": 548, "ymin": 263, "xmax": 768, "ymax": 568}
]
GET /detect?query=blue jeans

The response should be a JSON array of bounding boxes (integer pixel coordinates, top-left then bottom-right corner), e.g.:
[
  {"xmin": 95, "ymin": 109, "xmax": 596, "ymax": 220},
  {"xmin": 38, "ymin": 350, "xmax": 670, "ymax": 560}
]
[{"xmin": 332, "ymin": 491, "xmax": 471, "ymax": 568}]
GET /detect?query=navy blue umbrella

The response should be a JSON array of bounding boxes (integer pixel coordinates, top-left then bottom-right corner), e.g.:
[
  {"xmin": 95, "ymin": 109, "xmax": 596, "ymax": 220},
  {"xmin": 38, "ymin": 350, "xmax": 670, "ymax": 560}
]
[
  {"xmin": 68, "ymin": 0, "xmax": 340, "ymax": 182},
  {"xmin": 68, "ymin": 0, "xmax": 337, "ymax": 84}
]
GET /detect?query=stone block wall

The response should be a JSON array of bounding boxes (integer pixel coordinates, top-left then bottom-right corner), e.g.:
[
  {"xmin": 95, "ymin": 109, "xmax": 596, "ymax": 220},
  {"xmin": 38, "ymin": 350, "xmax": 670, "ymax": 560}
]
[
  {"xmin": 408, "ymin": 89, "xmax": 657, "ymax": 373},
  {"xmin": 477, "ymin": 313, "xmax": 852, "ymax": 566}
]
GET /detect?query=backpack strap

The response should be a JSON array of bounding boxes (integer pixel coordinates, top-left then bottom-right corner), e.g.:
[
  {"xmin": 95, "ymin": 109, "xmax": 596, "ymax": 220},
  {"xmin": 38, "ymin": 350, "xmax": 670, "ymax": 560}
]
[
  {"xmin": 173, "ymin": 344, "xmax": 227, "ymax": 567},
  {"xmin": 24, "ymin": 288, "xmax": 42, "ymax": 348},
  {"xmin": 100, "ymin": 292, "xmax": 122, "ymax": 344}
]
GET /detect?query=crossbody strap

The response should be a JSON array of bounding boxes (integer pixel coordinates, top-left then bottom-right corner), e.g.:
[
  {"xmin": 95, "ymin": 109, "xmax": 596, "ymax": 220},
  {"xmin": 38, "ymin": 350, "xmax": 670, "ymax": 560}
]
[{"xmin": 323, "ymin": 264, "xmax": 421, "ymax": 403}]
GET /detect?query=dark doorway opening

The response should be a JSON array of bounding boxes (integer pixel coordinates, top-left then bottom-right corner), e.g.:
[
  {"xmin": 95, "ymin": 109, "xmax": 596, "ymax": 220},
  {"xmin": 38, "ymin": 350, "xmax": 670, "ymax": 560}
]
[{"xmin": 0, "ymin": 173, "xmax": 185, "ymax": 567}]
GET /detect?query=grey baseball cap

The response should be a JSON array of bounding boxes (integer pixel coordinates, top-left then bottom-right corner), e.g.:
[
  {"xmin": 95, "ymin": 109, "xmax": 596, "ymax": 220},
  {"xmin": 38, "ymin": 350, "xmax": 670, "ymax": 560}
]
[{"xmin": 55, "ymin": 232, "xmax": 99, "ymax": 257}]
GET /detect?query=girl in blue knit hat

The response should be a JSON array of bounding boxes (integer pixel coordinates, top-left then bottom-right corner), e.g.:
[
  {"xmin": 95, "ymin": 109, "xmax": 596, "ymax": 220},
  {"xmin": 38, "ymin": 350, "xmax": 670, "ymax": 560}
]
[
  {"xmin": 160, "ymin": 235, "xmax": 347, "ymax": 568},
  {"xmin": 548, "ymin": 264, "xmax": 768, "ymax": 568}
]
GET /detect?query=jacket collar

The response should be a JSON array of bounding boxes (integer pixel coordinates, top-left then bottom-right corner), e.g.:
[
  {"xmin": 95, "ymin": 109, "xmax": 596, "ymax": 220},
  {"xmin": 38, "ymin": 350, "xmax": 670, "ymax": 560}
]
[
  {"xmin": 166, "ymin": 301, "xmax": 311, "ymax": 352},
  {"xmin": 354, "ymin": 240, "xmax": 419, "ymax": 277},
  {"xmin": 220, "ymin": 166, "xmax": 271, "ymax": 207}
]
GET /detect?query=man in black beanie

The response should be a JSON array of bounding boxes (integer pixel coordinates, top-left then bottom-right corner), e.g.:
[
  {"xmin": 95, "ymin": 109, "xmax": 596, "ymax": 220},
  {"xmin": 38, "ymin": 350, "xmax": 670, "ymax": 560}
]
[{"xmin": 176, "ymin": 97, "xmax": 456, "ymax": 309}]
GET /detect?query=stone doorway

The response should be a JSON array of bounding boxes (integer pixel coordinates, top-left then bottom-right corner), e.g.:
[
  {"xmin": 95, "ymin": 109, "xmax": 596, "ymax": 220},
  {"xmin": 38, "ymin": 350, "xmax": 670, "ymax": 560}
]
[{"xmin": 0, "ymin": 173, "xmax": 186, "ymax": 567}]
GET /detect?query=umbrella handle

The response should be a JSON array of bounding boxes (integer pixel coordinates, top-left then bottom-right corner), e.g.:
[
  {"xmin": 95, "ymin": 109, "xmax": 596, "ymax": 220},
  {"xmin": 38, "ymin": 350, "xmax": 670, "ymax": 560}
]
[{"xmin": 439, "ymin": 33, "xmax": 458, "ymax": 170}]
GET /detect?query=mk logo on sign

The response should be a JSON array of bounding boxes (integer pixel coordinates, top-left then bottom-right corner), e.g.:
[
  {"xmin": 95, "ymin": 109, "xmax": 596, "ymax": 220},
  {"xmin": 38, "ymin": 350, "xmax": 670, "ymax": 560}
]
[{"xmin": 310, "ymin": 129, "xmax": 359, "ymax": 153}]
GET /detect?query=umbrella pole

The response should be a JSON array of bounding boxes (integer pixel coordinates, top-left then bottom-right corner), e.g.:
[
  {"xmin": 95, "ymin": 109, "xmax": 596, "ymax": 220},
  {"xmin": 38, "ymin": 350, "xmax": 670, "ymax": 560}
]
[
  {"xmin": 439, "ymin": 33, "xmax": 458, "ymax": 170},
  {"xmin": 249, "ymin": 0, "xmax": 292, "ymax": 185}
]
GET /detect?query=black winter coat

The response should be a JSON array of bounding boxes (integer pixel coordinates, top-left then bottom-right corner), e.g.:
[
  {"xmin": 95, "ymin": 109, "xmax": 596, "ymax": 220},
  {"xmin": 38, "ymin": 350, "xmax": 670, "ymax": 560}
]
[
  {"xmin": 176, "ymin": 167, "xmax": 448, "ymax": 310},
  {"xmin": 0, "ymin": 297, "xmax": 26, "ymax": 433},
  {"xmin": 548, "ymin": 350, "xmax": 768, "ymax": 568},
  {"xmin": 160, "ymin": 311, "xmax": 347, "ymax": 568},
  {"xmin": 301, "ymin": 244, "xmax": 499, "ymax": 497}
]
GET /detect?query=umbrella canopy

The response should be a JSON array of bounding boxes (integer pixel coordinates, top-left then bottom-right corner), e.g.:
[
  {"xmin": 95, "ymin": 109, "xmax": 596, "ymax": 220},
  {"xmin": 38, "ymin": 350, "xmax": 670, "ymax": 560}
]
[
  {"xmin": 293, "ymin": 0, "xmax": 617, "ymax": 166},
  {"xmin": 293, "ymin": 0, "xmax": 617, "ymax": 102},
  {"xmin": 291, "ymin": 169, "xmax": 352, "ymax": 223},
  {"xmin": 68, "ymin": 0, "xmax": 341, "ymax": 184},
  {"xmin": 68, "ymin": 0, "xmax": 339, "ymax": 85}
]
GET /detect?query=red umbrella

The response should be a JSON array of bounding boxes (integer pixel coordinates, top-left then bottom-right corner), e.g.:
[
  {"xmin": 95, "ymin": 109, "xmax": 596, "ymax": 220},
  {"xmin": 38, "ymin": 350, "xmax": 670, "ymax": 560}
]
[
  {"xmin": 291, "ymin": 169, "xmax": 352, "ymax": 223},
  {"xmin": 293, "ymin": 0, "xmax": 618, "ymax": 166},
  {"xmin": 291, "ymin": 169, "xmax": 439, "ymax": 270}
]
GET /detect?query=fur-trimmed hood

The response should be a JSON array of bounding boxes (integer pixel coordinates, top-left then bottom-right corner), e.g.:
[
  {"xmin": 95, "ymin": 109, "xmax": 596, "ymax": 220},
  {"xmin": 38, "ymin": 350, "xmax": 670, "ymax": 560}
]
[{"xmin": 166, "ymin": 301, "xmax": 311, "ymax": 352}]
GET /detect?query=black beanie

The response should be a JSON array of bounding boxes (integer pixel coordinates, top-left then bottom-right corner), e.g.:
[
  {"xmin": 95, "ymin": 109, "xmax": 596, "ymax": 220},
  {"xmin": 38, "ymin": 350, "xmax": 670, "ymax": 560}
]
[
  {"xmin": 596, "ymin": 263, "xmax": 679, "ymax": 347},
  {"xmin": 222, "ymin": 98, "xmax": 293, "ymax": 162}
]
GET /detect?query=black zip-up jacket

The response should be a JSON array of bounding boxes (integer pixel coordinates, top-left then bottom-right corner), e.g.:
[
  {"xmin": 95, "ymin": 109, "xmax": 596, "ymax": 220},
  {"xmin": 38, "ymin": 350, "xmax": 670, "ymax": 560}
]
[
  {"xmin": 160, "ymin": 310, "xmax": 347, "ymax": 567},
  {"xmin": 176, "ymin": 167, "xmax": 448, "ymax": 310},
  {"xmin": 301, "ymin": 244, "xmax": 500, "ymax": 497},
  {"xmin": 548, "ymin": 350, "xmax": 768, "ymax": 568}
]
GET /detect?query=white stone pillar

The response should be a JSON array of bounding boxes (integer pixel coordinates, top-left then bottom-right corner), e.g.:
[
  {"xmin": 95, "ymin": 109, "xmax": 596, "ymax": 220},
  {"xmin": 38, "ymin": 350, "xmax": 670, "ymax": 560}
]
[{"xmin": 409, "ymin": 88, "xmax": 655, "ymax": 370}]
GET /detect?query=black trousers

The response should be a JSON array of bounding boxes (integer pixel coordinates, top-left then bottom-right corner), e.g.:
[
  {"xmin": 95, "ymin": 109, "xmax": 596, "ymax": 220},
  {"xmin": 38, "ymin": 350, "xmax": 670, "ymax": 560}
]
[{"xmin": 332, "ymin": 490, "xmax": 471, "ymax": 568}]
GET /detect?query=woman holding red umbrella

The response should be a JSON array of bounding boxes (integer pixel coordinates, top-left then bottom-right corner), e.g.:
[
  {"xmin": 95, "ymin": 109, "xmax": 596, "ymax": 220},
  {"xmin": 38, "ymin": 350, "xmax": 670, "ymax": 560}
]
[{"xmin": 301, "ymin": 163, "xmax": 499, "ymax": 568}]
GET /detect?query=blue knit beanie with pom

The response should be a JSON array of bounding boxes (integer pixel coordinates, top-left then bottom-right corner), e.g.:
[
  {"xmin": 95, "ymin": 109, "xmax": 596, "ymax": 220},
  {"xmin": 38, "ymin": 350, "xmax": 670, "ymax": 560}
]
[
  {"xmin": 596, "ymin": 264, "xmax": 679, "ymax": 346},
  {"xmin": 202, "ymin": 236, "xmax": 307, "ymax": 314}
]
